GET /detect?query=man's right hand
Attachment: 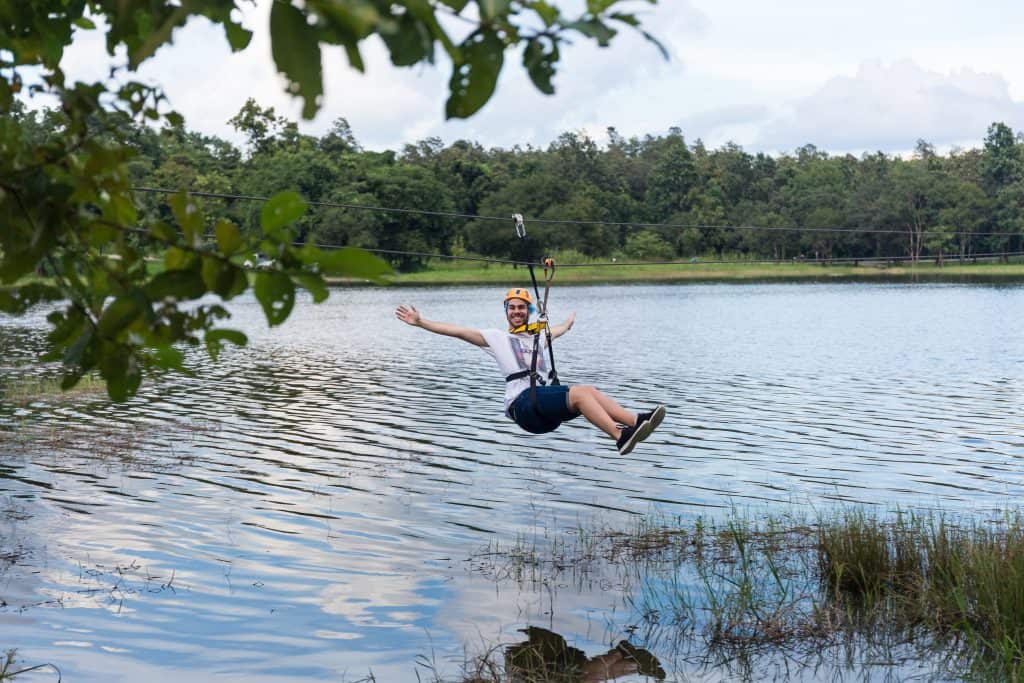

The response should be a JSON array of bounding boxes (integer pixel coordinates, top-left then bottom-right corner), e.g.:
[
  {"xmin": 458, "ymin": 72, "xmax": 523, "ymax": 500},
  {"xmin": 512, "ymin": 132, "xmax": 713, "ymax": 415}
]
[{"xmin": 395, "ymin": 305, "xmax": 421, "ymax": 327}]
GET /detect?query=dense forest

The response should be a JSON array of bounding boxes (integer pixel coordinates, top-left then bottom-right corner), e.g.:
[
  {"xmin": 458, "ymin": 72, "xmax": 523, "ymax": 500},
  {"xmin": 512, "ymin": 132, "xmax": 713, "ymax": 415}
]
[{"xmin": 14, "ymin": 99, "xmax": 1024, "ymax": 270}]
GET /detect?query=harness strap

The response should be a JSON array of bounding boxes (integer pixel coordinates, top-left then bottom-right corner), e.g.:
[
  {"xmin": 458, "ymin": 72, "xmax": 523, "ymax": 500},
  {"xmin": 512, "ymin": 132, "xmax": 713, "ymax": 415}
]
[{"xmin": 505, "ymin": 369, "xmax": 553, "ymax": 384}]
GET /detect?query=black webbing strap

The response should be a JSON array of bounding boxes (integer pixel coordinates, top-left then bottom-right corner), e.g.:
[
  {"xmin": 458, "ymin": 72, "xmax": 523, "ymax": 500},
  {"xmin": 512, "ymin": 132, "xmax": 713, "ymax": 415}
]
[
  {"xmin": 528, "ymin": 326, "xmax": 541, "ymax": 405},
  {"xmin": 538, "ymin": 260, "xmax": 559, "ymax": 386}
]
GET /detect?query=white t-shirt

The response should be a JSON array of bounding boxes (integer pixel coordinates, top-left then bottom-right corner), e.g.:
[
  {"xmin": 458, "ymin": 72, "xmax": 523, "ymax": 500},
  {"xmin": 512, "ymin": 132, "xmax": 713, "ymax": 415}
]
[{"xmin": 479, "ymin": 328, "xmax": 549, "ymax": 413}]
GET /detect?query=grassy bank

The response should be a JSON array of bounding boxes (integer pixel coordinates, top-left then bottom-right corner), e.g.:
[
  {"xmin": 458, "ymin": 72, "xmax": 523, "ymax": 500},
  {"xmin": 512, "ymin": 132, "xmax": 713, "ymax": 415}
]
[
  {"xmin": 10, "ymin": 254, "xmax": 1024, "ymax": 290},
  {"xmin": 458, "ymin": 508, "xmax": 1024, "ymax": 681},
  {"xmin": 383, "ymin": 258, "xmax": 1024, "ymax": 286}
]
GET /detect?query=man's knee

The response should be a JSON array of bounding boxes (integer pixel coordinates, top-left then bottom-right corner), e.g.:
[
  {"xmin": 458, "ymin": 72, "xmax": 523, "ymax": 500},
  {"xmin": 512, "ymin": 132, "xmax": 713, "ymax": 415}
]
[{"xmin": 568, "ymin": 384, "xmax": 595, "ymax": 403}]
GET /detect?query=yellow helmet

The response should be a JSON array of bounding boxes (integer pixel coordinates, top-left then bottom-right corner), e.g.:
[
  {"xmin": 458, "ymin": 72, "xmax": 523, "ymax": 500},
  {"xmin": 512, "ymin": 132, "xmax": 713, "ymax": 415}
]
[
  {"xmin": 503, "ymin": 287, "xmax": 533, "ymax": 306},
  {"xmin": 503, "ymin": 287, "xmax": 536, "ymax": 315}
]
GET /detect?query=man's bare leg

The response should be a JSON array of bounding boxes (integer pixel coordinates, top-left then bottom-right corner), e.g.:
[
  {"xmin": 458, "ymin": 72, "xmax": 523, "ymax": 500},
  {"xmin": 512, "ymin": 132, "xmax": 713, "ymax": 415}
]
[
  {"xmin": 591, "ymin": 390, "xmax": 637, "ymax": 427},
  {"xmin": 568, "ymin": 385, "xmax": 635, "ymax": 439}
]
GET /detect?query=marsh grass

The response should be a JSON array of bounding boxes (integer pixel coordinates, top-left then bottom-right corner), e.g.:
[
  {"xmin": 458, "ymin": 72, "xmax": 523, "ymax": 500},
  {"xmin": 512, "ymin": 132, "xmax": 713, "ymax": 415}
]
[
  {"xmin": 819, "ymin": 509, "xmax": 1024, "ymax": 679},
  {"xmin": 1, "ymin": 373, "xmax": 106, "ymax": 405},
  {"xmin": 467, "ymin": 508, "xmax": 1024, "ymax": 681},
  {"xmin": 0, "ymin": 415, "xmax": 218, "ymax": 468},
  {"xmin": 0, "ymin": 650, "xmax": 60, "ymax": 681}
]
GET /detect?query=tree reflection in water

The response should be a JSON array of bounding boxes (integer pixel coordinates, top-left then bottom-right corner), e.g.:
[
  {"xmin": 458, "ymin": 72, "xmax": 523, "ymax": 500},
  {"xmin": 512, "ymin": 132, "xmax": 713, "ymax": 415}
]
[{"xmin": 504, "ymin": 626, "xmax": 665, "ymax": 682}]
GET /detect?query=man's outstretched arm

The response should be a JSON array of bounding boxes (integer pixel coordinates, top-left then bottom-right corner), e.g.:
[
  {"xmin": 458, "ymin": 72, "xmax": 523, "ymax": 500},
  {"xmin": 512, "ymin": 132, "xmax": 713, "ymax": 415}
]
[
  {"xmin": 395, "ymin": 305, "xmax": 487, "ymax": 347},
  {"xmin": 549, "ymin": 312, "xmax": 576, "ymax": 339}
]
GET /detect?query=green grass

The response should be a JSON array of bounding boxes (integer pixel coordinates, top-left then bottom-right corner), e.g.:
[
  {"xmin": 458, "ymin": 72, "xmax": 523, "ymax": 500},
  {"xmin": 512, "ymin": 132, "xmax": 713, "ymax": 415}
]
[{"xmin": 382, "ymin": 258, "xmax": 1024, "ymax": 286}]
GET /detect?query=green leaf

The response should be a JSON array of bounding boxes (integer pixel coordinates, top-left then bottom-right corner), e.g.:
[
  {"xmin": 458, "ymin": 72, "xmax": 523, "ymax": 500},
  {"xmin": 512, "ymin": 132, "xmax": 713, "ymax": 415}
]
[
  {"xmin": 477, "ymin": 0, "xmax": 511, "ymax": 21},
  {"xmin": 270, "ymin": 1, "xmax": 324, "ymax": 119},
  {"xmin": 566, "ymin": 18, "xmax": 616, "ymax": 45},
  {"xmin": 380, "ymin": 13, "xmax": 432, "ymax": 66},
  {"xmin": 207, "ymin": 328, "xmax": 248, "ymax": 347},
  {"xmin": 129, "ymin": 5, "xmax": 189, "ymax": 69},
  {"xmin": 292, "ymin": 272, "xmax": 329, "ymax": 303},
  {"xmin": 261, "ymin": 191, "xmax": 307, "ymax": 234},
  {"xmin": 205, "ymin": 328, "xmax": 249, "ymax": 361},
  {"xmin": 342, "ymin": 42, "xmax": 365, "ymax": 71},
  {"xmin": 405, "ymin": 0, "xmax": 457, "ymax": 57},
  {"xmin": 446, "ymin": 30, "xmax": 505, "ymax": 119},
  {"xmin": 253, "ymin": 271, "xmax": 296, "ymax": 326},
  {"xmin": 165, "ymin": 246, "xmax": 196, "ymax": 271},
  {"xmin": 438, "ymin": 0, "xmax": 471, "ymax": 11},
  {"xmin": 201, "ymin": 256, "xmax": 227, "ymax": 295},
  {"xmin": 73, "ymin": 17, "xmax": 97, "ymax": 30},
  {"xmin": 151, "ymin": 345, "xmax": 186, "ymax": 372},
  {"xmin": 63, "ymin": 326, "xmax": 94, "ymax": 368},
  {"xmin": 523, "ymin": 38, "xmax": 558, "ymax": 95},
  {"xmin": 97, "ymin": 295, "xmax": 146, "ymax": 338},
  {"xmin": 200, "ymin": 257, "xmax": 247, "ymax": 299},
  {"xmin": 0, "ymin": 290, "xmax": 17, "ymax": 313},
  {"xmin": 300, "ymin": 246, "xmax": 392, "ymax": 281},
  {"xmin": 170, "ymin": 193, "xmax": 204, "ymax": 245},
  {"xmin": 145, "ymin": 269, "xmax": 207, "ymax": 300},
  {"xmin": 101, "ymin": 349, "xmax": 141, "ymax": 402},
  {"xmin": 317, "ymin": 0, "xmax": 381, "ymax": 38},
  {"xmin": 214, "ymin": 219, "xmax": 243, "ymax": 255},
  {"xmin": 586, "ymin": 0, "xmax": 618, "ymax": 13},
  {"xmin": 527, "ymin": 1, "xmax": 559, "ymax": 26},
  {"xmin": 0, "ymin": 283, "xmax": 61, "ymax": 314},
  {"xmin": 150, "ymin": 221, "xmax": 177, "ymax": 243},
  {"xmin": 223, "ymin": 21, "xmax": 253, "ymax": 51},
  {"xmin": 61, "ymin": 371, "xmax": 85, "ymax": 392}
]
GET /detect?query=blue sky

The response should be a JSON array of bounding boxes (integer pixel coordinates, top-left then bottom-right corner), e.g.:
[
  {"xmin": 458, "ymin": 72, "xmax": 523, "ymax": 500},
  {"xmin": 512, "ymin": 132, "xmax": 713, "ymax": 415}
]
[{"xmin": 51, "ymin": 0, "xmax": 1024, "ymax": 155}]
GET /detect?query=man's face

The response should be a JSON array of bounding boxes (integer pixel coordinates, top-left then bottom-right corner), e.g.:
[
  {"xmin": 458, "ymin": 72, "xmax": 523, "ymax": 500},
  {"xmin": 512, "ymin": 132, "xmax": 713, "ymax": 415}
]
[{"xmin": 506, "ymin": 298, "xmax": 530, "ymax": 327}]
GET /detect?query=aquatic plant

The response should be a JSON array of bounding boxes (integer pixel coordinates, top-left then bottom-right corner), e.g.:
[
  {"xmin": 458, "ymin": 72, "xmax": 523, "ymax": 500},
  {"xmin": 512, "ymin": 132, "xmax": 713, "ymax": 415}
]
[{"xmin": 467, "ymin": 507, "xmax": 1024, "ymax": 681}]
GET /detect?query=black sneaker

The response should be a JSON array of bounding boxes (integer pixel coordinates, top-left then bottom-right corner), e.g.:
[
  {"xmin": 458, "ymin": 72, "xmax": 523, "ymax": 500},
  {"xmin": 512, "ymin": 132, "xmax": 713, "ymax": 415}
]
[
  {"xmin": 636, "ymin": 405, "xmax": 665, "ymax": 433},
  {"xmin": 616, "ymin": 420, "xmax": 652, "ymax": 455}
]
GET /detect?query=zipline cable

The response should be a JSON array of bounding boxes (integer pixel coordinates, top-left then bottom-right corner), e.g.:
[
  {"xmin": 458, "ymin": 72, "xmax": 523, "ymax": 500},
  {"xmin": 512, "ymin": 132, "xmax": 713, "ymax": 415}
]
[
  {"xmin": 117, "ymin": 214, "xmax": 1024, "ymax": 269},
  {"xmin": 130, "ymin": 186, "xmax": 1024, "ymax": 238},
  {"xmin": 312, "ymin": 242, "xmax": 1024, "ymax": 269}
]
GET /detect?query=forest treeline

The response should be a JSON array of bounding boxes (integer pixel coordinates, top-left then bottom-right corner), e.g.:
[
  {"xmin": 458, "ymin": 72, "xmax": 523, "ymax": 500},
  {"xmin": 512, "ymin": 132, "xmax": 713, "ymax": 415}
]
[{"xmin": 15, "ymin": 99, "xmax": 1024, "ymax": 270}]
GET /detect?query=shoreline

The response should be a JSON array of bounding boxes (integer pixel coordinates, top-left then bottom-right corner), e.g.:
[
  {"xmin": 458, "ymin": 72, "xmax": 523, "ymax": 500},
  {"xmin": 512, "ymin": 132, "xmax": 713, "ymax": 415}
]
[{"xmin": 337, "ymin": 261, "xmax": 1024, "ymax": 287}]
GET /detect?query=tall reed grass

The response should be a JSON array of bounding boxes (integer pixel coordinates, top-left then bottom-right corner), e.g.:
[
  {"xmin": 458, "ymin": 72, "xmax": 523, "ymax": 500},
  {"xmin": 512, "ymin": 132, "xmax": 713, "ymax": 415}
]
[{"xmin": 466, "ymin": 508, "xmax": 1024, "ymax": 681}]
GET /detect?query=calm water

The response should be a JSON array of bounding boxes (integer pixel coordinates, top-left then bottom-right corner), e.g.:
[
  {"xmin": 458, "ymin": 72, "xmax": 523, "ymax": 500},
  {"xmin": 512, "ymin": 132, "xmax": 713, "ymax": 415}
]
[{"xmin": 1, "ymin": 282, "xmax": 1023, "ymax": 681}]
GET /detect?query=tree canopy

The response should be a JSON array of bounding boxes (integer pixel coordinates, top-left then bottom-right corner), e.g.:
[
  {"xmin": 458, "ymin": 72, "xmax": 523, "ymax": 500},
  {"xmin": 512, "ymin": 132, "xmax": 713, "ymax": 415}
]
[{"xmin": 0, "ymin": 0, "xmax": 663, "ymax": 399}]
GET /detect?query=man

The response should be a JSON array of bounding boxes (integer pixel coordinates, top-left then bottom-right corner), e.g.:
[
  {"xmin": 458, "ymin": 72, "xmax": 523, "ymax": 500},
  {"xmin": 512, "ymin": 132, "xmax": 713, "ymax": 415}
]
[{"xmin": 394, "ymin": 288, "xmax": 665, "ymax": 455}]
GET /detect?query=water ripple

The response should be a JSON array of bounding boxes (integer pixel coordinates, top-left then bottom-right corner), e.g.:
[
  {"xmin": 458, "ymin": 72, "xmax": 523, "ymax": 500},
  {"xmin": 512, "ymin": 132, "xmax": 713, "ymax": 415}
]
[{"xmin": 2, "ymin": 282, "xmax": 1024, "ymax": 679}]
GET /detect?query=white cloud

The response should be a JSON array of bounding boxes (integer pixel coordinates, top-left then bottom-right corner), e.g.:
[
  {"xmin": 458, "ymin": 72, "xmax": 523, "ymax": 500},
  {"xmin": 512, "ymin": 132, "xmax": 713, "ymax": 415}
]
[
  {"xmin": 757, "ymin": 60, "xmax": 1024, "ymax": 154},
  {"xmin": 27, "ymin": 0, "xmax": 1024, "ymax": 155}
]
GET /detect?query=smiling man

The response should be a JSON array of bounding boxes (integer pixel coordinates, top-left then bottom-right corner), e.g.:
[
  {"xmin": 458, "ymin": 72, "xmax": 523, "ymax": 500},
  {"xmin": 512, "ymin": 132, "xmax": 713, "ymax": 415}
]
[{"xmin": 395, "ymin": 288, "xmax": 665, "ymax": 455}]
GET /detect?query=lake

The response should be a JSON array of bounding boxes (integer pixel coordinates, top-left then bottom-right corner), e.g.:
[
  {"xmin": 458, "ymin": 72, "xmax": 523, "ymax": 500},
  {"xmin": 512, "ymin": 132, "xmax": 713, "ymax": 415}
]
[{"xmin": 1, "ymin": 282, "xmax": 1022, "ymax": 681}]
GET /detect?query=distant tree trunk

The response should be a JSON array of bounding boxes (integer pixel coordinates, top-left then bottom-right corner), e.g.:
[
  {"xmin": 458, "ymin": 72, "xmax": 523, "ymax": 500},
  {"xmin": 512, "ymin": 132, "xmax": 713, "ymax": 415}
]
[{"xmin": 906, "ymin": 215, "xmax": 925, "ymax": 263}]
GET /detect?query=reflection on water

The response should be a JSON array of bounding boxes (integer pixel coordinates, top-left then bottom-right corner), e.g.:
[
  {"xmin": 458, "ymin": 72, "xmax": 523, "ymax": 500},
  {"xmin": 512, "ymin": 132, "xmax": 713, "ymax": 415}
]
[
  {"xmin": 0, "ymin": 282, "xmax": 1023, "ymax": 680},
  {"xmin": 505, "ymin": 627, "xmax": 664, "ymax": 682}
]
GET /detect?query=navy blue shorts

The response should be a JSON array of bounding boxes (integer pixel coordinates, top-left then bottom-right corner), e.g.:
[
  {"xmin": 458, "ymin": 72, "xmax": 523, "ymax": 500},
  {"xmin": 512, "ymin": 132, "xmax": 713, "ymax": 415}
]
[{"xmin": 508, "ymin": 385, "xmax": 580, "ymax": 434}]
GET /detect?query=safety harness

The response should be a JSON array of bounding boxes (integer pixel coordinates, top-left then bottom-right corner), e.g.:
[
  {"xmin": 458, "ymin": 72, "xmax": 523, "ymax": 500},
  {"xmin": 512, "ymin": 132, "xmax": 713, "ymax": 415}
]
[{"xmin": 505, "ymin": 214, "xmax": 559, "ymax": 407}]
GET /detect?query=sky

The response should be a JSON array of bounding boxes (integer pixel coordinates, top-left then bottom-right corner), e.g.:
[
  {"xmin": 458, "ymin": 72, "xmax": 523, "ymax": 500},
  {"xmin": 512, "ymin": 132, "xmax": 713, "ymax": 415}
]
[{"xmin": 45, "ymin": 0, "xmax": 1024, "ymax": 156}]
